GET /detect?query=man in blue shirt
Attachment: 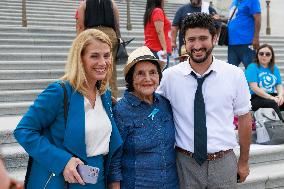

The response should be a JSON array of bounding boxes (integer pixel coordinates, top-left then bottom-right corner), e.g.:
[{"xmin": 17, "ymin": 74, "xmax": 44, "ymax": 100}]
[
  {"xmin": 228, "ymin": 0, "xmax": 261, "ymax": 68},
  {"xmin": 171, "ymin": 0, "xmax": 220, "ymax": 55}
]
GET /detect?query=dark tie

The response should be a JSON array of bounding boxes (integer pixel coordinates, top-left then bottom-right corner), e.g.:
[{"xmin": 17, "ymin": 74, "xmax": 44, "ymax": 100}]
[{"xmin": 191, "ymin": 70, "xmax": 212, "ymax": 165}]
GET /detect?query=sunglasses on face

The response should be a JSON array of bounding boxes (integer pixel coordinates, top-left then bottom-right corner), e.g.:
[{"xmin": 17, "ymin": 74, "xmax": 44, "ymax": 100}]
[{"xmin": 258, "ymin": 52, "xmax": 272, "ymax": 57}]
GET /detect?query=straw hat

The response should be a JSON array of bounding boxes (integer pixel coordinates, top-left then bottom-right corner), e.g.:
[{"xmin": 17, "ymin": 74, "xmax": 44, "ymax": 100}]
[
  {"xmin": 123, "ymin": 46, "xmax": 166, "ymax": 76},
  {"xmin": 180, "ymin": 45, "xmax": 189, "ymax": 58}
]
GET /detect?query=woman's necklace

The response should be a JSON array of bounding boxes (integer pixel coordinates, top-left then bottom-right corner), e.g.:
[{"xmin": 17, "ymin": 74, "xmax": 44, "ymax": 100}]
[{"xmin": 87, "ymin": 88, "xmax": 97, "ymax": 108}]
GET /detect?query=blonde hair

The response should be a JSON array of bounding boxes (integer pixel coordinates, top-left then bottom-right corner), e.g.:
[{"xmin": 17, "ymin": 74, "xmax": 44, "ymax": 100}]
[{"xmin": 61, "ymin": 29, "xmax": 113, "ymax": 96}]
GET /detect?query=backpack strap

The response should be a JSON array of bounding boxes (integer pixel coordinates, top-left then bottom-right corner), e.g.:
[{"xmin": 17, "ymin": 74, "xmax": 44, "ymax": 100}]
[
  {"xmin": 59, "ymin": 81, "xmax": 69, "ymax": 127},
  {"xmin": 59, "ymin": 81, "xmax": 70, "ymax": 189}
]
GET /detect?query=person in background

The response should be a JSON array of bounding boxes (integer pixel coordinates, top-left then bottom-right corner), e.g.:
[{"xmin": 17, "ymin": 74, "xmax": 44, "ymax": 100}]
[
  {"xmin": 0, "ymin": 155, "xmax": 23, "ymax": 189},
  {"xmin": 157, "ymin": 13, "xmax": 252, "ymax": 188},
  {"xmin": 171, "ymin": 0, "xmax": 220, "ymax": 55},
  {"xmin": 144, "ymin": 0, "xmax": 172, "ymax": 69},
  {"xmin": 14, "ymin": 29, "xmax": 122, "ymax": 189},
  {"xmin": 227, "ymin": 0, "xmax": 261, "ymax": 68},
  {"xmin": 245, "ymin": 44, "xmax": 284, "ymax": 121},
  {"xmin": 108, "ymin": 46, "xmax": 179, "ymax": 189},
  {"xmin": 75, "ymin": 0, "xmax": 85, "ymax": 35},
  {"xmin": 179, "ymin": 45, "xmax": 189, "ymax": 62},
  {"xmin": 77, "ymin": 0, "xmax": 121, "ymax": 99}
]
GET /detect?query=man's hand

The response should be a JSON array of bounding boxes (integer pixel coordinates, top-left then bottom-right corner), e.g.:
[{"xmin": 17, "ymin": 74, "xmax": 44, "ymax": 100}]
[
  {"xmin": 237, "ymin": 160, "xmax": 250, "ymax": 183},
  {"xmin": 252, "ymin": 36, "xmax": 260, "ymax": 50},
  {"xmin": 212, "ymin": 14, "xmax": 220, "ymax": 20},
  {"xmin": 171, "ymin": 41, "xmax": 177, "ymax": 49}
]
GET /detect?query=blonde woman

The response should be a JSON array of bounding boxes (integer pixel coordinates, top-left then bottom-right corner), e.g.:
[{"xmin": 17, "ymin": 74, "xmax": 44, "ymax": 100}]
[{"xmin": 14, "ymin": 29, "xmax": 122, "ymax": 189}]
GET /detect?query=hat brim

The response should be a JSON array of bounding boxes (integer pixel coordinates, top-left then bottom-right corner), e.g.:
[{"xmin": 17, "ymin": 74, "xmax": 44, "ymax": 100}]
[{"xmin": 123, "ymin": 56, "xmax": 166, "ymax": 77}]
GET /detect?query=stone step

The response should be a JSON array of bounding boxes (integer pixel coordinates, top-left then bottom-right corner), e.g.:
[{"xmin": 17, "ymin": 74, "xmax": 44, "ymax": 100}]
[
  {"xmin": 0, "ymin": 68, "xmax": 123, "ymax": 79},
  {"xmin": 0, "ymin": 15, "xmax": 152, "ymax": 27},
  {"xmin": 0, "ymin": 116, "xmax": 21, "ymax": 144},
  {"xmin": 0, "ymin": 61, "xmax": 65, "ymax": 70},
  {"xmin": 0, "ymin": 39, "xmax": 73, "ymax": 46},
  {"xmin": 0, "ymin": 70, "xmax": 64, "ymax": 80},
  {"xmin": 0, "ymin": 79, "xmax": 55, "ymax": 91},
  {"xmin": 1, "ymin": 143, "xmax": 28, "ymax": 170},
  {"xmin": 0, "ymin": 45, "xmax": 70, "ymax": 53},
  {"xmin": 0, "ymin": 61, "xmax": 124, "ymax": 72},
  {"xmin": 235, "ymin": 144, "xmax": 284, "ymax": 166},
  {"xmin": 0, "ymin": 53, "xmax": 67, "ymax": 61},
  {"xmin": 0, "ymin": 102, "xmax": 32, "ymax": 116},
  {"xmin": 0, "ymin": 90, "xmax": 42, "ymax": 102},
  {"xmin": 0, "ymin": 33, "xmax": 75, "ymax": 40}
]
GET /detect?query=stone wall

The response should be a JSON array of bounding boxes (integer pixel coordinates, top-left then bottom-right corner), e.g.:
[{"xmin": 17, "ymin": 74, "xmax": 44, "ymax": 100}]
[{"xmin": 167, "ymin": 0, "xmax": 284, "ymax": 36}]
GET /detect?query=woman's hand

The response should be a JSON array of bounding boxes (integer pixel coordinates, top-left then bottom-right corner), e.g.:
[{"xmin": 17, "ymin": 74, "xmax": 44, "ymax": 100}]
[
  {"xmin": 63, "ymin": 157, "xmax": 85, "ymax": 185},
  {"xmin": 275, "ymin": 95, "xmax": 284, "ymax": 106}
]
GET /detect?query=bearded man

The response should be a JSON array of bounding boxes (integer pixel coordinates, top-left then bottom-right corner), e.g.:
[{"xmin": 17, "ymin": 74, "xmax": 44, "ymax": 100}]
[{"xmin": 157, "ymin": 13, "xmax": 252, "ymax": 189}]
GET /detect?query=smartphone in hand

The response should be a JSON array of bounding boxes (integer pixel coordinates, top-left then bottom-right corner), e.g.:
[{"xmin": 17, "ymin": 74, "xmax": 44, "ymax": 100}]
[{"xmin": 76, "ymin": 164, "xmax": 100, "ymax": 184}]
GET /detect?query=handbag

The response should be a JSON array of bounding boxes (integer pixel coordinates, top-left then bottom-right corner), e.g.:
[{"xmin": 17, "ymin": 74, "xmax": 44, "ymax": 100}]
[
  {"xmin": 218, "ymin": 6, "xmax": 237, "ymax": 46},
  {"xmin": 218, "ymin": 23, "xmax": 229, "ymax": 46},
  {"xmin": 116, "ymin": 38, "xmax": 135, "ymax": 65},
  {"xmin": 253, "ymin": 108, "xmax": 284, "ymax": 145}
]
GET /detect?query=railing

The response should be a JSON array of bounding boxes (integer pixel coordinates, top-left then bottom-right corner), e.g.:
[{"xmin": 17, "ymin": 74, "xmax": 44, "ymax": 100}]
[
  {"xmin": 266, "ymin": 0, "xmax": 271, "ymax": 35},
  {"xmin": 22, "ymin": 0, "xmax": 27, "ymax": 27},
  {"xmin": 126, "ymin": 0, "xmax": 132, "ymax": 30}
]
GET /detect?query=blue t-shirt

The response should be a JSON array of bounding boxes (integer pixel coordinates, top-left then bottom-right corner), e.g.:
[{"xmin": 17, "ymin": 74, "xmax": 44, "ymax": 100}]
[
  {"xmin": 172, "ymin": 4, "xmax": 218, "ymax": 49},
  {"xmin": 228, "ymin": 0, "xmax": 261, "ymax": 45},
  {"xmin": 245, "ymin": 63, "xmax": 282, "ymax": 94}
]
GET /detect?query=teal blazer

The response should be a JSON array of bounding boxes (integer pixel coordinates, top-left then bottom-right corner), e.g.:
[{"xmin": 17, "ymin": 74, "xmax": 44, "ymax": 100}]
[{"xmin": 14, "ymin": 81, "xmax": 122, "ymax": 189}]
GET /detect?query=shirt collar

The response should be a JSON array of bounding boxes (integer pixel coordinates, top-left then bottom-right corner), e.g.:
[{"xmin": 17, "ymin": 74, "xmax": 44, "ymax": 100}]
[
  {"xmin": 180, "ymin": 56, "xmax": 220, "ymax": 77},
  {"xmin": 124, "ymin": 90, "xmax": 160, "ymax": 107}
]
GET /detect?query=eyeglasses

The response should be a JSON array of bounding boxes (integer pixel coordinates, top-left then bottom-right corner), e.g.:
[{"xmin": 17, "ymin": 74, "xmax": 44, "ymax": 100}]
[{"xmin": 258, "ymin": 52, "xmax": 272, "ymax": 57}]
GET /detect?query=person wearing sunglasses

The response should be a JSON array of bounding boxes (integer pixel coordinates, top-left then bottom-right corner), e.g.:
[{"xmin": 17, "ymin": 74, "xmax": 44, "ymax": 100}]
[{"xmin": 245, "ymin": 44, "xmax": 284, "ymax": 121}]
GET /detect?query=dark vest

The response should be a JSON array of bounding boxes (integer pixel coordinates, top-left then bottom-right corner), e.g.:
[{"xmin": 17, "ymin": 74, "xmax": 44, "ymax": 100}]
[{"xmin": 84, "ymin": 0, "xmax": 115, "ymax": 29}]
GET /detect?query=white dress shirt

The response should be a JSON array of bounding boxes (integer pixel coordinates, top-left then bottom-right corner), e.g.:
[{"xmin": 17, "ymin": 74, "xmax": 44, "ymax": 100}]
[
  {"xmin": 157, "ymin": 57, "xmax": 251, "ymax": 153},
  {"xmin": 84, "ymin": 94, "xmax": 112, "ymax": 157}
]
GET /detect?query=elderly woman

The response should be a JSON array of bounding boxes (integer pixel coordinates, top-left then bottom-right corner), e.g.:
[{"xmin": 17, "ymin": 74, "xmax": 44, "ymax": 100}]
[
  {"xmin": 245, "ymin": 44, "xmax": 284, "ymax": 121},
  {"xmin": 108, "ymin": 46, "xmax": 179, "ymax": 189},
  {"xmin": 14, "ymin": 29, "xmax": 122, "ymax": 189}
]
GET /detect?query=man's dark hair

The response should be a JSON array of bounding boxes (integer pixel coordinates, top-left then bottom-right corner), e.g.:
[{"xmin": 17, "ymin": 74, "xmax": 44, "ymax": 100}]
[
  {"xmin": 181, "ymin": 12, "xmax": 216, "ymax": 40},
  {"xmin": 125, "ymin": 60, "xmax": 162, "ymax": 92}
]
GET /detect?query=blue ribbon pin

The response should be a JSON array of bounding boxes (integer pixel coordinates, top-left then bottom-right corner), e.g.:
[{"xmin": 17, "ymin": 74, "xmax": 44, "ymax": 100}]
[{"xmin": 148, "ymin": 108, "xmax": 160, "ymax": 120}]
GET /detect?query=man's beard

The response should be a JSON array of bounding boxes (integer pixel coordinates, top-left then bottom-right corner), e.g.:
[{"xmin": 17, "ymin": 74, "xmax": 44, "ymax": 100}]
[{"xmin": 187, "ymin": 46, "xmax": 214, "ymax": 64}]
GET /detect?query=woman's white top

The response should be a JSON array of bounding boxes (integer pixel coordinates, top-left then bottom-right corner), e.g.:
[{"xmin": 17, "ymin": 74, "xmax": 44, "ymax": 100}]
[{"xmin": 84, "ymin": 93, "xmax": 112, "ymax": 157}]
